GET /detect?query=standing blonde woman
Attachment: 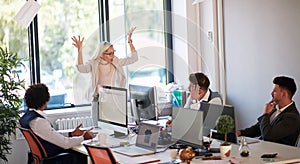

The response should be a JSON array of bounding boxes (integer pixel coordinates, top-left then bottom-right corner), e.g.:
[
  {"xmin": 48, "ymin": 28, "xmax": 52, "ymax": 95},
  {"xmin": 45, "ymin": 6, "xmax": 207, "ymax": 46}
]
[{"xmin": 71, "ymin": 27, "xmax": 138, "ymax": 125}]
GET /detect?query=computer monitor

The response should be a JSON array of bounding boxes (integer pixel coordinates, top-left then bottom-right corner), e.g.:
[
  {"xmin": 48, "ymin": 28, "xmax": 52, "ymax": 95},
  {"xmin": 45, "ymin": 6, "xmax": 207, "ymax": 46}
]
[
  {"xmin": 98, "ymin": 86, "xmax": 128, "ymax": 137},
  {"xmin": 199, "ymin": 102, "xmax": 236, "ymax": 143},
  {"xmin": 129, "ymin": 84, "xmax": 158, "ymax": 122},
  {"xmin": 199, "ymin": 102, "xmax": 224, "ymax": 136},
  {"xmin": 172, "ymin": 106, "xmax": 204, "ymax": 149}
]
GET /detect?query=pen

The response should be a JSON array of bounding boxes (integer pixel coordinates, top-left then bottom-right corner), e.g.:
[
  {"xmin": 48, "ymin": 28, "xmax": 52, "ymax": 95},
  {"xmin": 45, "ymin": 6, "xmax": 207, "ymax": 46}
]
[
  {"xmin": 138, "ymin": 159, "xmax": 161, "ymax": 164},
  {"xmin": 201, "ymin": 156, "xmax": 222, "ymax": 160}
]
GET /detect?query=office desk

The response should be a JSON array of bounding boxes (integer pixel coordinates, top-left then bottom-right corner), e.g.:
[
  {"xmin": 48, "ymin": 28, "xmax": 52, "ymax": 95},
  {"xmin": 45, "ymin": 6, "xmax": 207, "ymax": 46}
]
[
  {"xmin": 73, "ymin": 128, "xmax": 300, "ymax": 164},
  {"xmin": 72, "ymin": 128, "xmax": 173, "ymax": 164},
  {"xmin": 198, "ymin": 139, "xmax": 300, "ymax": 164}
]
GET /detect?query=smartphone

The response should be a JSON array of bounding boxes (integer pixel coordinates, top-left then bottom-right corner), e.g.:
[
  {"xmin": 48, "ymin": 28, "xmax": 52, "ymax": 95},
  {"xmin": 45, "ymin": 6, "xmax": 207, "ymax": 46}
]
[{"xmin": 261, "ymin": 153, "xmax": 278, "ymax": 158}]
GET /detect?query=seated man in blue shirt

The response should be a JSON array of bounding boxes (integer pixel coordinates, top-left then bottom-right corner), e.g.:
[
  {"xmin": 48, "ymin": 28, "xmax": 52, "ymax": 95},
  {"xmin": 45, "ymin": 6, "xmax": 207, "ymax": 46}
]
[
  {"xmin": 236, "ymin": 76, "xmax": 300, "ymax": 146},
  {"xmin": 184, "ymin": 72, "xmax": 223, "ymax": 109},
  {"xmin": 20, "ymin": 83, "xmax": 96, "ymax": 163}
]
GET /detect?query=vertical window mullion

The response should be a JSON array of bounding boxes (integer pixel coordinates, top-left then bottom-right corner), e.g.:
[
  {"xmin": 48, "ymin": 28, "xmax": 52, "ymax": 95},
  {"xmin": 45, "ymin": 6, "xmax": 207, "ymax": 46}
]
[
  {"xmin": 164, "ymin": 0, "xmax": 174, "ymax": 83},
  {"xmin": 28, "ymin": 21, "xmax": 35, "ymax": 84},
  {"xmin": 33, "ymin": 15, "xmax": 41, "ymax": 84},
  {"xmin": 98, "ymin": 0, "xmax": 105, "ymax": 41},
  {"xmin": 28, "ymin": 15, "xmax": 40, "ymax": 84},
  {"xmin": 105, "ymin": 0, "xmax": 110, "ymax": 42},
  {"xmin": 99, "ymin": 0, "xmax": 110, "ymax": 41}
]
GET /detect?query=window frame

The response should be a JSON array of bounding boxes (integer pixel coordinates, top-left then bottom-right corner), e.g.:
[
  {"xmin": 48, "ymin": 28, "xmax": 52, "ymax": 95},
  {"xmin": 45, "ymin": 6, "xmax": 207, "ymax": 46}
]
[{"xmin": 27, "ymin": 0, "xmax": 173, "ymax": 110}]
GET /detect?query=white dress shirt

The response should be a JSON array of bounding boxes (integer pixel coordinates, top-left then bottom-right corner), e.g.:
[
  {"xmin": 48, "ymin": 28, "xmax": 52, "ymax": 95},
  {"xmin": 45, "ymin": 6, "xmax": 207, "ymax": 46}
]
[
  {"xmin": 270, "ymin": 101, "xmax": 293, "ymax": 122},
  {"xmin": 184, "ymin": 90, "xmax": 222, "ymax": 110},
  {"xmin": 28, "ymin": 108, "xmax": 84, "ymax": 149}
]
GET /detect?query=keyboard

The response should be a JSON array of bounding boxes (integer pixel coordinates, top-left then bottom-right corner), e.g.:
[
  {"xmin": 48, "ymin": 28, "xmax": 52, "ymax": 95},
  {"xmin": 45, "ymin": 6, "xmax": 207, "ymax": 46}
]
[
  {"xmin": 113, "ymin": 145, "xmax": 155, "ymax": 157},
  {"xmin": 118, "ymin": 145, "xmax": 153, "ymax": 154}
]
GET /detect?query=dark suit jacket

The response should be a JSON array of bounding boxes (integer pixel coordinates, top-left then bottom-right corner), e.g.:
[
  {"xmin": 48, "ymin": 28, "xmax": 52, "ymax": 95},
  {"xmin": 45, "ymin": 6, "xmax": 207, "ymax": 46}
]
[{"xmin": 240, "ymin": 102, "xmax": 300, "ymax": 146}]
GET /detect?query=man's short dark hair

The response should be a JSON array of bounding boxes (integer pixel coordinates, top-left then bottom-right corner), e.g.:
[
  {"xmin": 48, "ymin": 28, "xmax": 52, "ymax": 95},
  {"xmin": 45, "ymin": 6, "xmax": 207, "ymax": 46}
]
[
  {"xmin": 189, "ymin": 72, "xmax": 210, "ymax": 90},
  {"xmin": 273, "ymin": 76, "xmax": 297, "ymax": 98},
  {"xmin": 24, "ymin": 83, "xmax": 50, "ymax": 109}
]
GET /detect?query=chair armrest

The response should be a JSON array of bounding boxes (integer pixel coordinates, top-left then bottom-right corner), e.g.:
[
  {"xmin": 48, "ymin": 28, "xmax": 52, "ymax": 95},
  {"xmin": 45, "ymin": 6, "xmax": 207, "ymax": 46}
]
[{"xmin": 42, "ymin": 152, "xmax": 76, "ymax": 164}]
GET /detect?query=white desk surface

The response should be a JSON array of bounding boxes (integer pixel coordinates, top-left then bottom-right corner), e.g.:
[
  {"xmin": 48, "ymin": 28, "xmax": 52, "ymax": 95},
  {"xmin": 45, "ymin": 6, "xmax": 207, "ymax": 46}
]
[{"xmin": 72, "ymin": 128, "xmax": 300, "ymax": 164}]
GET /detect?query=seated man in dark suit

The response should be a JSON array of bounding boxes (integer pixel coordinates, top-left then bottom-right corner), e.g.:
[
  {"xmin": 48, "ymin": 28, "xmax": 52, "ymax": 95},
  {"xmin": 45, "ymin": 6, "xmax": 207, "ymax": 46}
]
[
  {"xmin": 236, "ymin": 76, "xmax": 300, "ymax": 146},
  {"xmin": 20, "ymin": 83, "xmax": 96, "ymax": 163}
]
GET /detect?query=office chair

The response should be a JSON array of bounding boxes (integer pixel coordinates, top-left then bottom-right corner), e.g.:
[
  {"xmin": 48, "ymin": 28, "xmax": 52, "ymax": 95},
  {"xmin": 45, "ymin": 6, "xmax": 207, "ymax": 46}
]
[
  {"xmin": 18, "ymin": 126, "xmax": 76, "ymax": 164},
  {"xmin": 83, "ymin": 144, "xmax": 118, "ymax": 164}
]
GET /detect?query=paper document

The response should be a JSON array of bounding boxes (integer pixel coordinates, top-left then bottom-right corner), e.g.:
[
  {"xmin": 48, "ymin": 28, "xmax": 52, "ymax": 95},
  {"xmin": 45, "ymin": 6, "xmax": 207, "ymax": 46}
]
[{"xmin": 14, "ymin": 0, "xmax": 41, "ymax": 28}]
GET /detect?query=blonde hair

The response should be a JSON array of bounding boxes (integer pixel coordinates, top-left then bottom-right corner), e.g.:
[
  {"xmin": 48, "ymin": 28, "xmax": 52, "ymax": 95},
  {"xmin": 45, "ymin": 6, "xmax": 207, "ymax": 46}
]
[{"xmin": 92, "ymin": 41, "xmax": 113, "ymax": 60}]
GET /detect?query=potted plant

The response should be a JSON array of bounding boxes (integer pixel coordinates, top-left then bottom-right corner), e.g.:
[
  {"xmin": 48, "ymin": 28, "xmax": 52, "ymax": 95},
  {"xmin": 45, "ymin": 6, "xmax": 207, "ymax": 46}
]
[
  {"xmin": 215, "ymin": 114, "xmax": 234, "ymax": 157},
  {"xmin": 0, "ymin": 47, "xmax": 26, "ymax": 162}
]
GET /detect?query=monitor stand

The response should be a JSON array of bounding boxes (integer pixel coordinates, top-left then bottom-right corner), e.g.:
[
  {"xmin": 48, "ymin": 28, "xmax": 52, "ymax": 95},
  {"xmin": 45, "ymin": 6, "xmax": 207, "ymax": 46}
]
[{"xmin": 111, "ymin": 131, "xmax": 127, "ymax": 138}]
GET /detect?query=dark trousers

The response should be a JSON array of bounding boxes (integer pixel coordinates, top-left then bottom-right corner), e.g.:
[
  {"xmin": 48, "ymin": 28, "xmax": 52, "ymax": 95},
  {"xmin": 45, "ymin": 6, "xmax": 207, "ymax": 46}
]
[
  {"xmin": 27, "ymin": 149, "xmax": 87, "ymax": 164},
  {"xmin": 67, "ymin": 149, "xmax": 88, "ymax": 164}
]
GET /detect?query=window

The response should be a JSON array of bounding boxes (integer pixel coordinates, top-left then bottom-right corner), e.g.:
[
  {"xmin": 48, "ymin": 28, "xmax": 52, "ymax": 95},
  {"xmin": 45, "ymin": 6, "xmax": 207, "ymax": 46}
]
[
  {"xmin": 107, "ymin": 0, "xmax": 172, "ymax": 87},
  {"xmin": 0, "ymin": 1, "xmax": 30, "ymax": 104},
  {"xmin": 9, "ymin": 0, "xmax": 172, "ymax": 110},
  {"xmin": 37, "ymin": 0, "xmax": 99, "ymax": 106}
]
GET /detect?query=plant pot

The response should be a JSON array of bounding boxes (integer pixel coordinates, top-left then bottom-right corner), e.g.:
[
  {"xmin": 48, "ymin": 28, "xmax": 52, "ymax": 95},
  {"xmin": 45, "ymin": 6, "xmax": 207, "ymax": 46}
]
[{"xmin": 220, "ymin": 144, "xmax": 232, "ymax": 157}]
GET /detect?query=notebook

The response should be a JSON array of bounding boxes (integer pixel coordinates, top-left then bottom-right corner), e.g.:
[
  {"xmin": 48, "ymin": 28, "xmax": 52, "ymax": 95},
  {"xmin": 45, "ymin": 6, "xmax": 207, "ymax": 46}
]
[{"xmin": 112, "ymin": 122, "xmax": 161, "ymax": 157}]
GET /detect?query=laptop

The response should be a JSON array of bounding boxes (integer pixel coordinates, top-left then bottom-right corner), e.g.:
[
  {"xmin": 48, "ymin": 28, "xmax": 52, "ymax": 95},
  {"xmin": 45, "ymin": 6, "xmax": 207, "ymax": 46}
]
[
  {"xmin": 199, "ymin": 102, "xmax": 224, "ymax": 136},
  {"xmin": 200, "ymin": 102, "xmax": 259, "ymax": 144},
  {"xmin": 112, "ymin": 122, "xmax": 161, "ymax": 157},
  {"xmin": 209, "ymin": 128, "xmax": 260, "ymax": 145},
  {"xmin": 236, "ymin": 136, "xmax": 260, "ymax": 144},
  {"xmin": 171, "ymin": 106, "xmax": 204, "ymax": 149}
]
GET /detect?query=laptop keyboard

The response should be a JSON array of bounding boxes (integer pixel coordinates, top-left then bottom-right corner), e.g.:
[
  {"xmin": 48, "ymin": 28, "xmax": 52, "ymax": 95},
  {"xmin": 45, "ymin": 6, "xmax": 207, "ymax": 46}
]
[
  {"xmin": 117, "ymin": 145, "xmax": 154, "ymax": 153},
  {"xmin": 112, "ymin": 145, "xmax": 155, "ymax": 157}
]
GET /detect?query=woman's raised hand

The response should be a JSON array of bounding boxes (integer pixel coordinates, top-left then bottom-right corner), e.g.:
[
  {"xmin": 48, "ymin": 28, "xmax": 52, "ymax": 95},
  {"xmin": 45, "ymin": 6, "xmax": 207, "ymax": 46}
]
[
  {"xmin": 71, "ymin": 35, "xmax": 84, "ymax": 50},
  {"xmin": 127, "ymin": 27, "xmax": 136, "ymax": 43}
]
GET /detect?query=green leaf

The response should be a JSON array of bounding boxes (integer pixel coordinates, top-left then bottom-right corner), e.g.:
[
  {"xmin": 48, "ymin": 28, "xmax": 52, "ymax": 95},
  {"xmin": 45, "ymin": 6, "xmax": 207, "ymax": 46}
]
[
  {"xmin": 0, "ymin": 46, "xmax": 25, "ymax": 161},
  {"xmin": 215, "ymin": 115, "xmax": 234, "ymax": 144}
]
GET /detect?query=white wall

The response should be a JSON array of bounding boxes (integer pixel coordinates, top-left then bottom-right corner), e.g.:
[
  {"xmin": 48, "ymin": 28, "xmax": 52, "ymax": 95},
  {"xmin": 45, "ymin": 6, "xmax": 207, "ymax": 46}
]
[
  {"xmin": 172, "ymin": 0, "xmax": 202, "ymax": 88},
  {"xmin": 6, "ymin": 139, "xmax": 29, "ymax": 164},
  {"xmin": 223, "ymin": 0, "xmax": 300, "ymax": 130},
  {"xmin": 173, "ymin": 0, "xmax": 300, "ymax": 131},
  {"xmin": 198, "ymin": 0, "xmax": 220, "ymax": 92},
  {"xmin": 172, "ymin": 0, "xmax": 220, "ymax": 92}
]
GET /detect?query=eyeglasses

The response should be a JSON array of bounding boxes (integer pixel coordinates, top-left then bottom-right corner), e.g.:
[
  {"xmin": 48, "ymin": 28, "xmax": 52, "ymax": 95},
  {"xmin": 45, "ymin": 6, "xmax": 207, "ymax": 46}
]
[{"xmin": 104, "ymin": 50, "xmax": 116, "ymax": 56}]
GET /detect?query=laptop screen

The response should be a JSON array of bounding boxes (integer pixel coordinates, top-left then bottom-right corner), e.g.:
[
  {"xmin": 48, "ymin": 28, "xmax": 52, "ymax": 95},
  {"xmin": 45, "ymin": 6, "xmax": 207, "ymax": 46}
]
[
  {"xmin": 199, "ymin": 102, "xmax": 237, "ymax": 143},
  {"xmin": 172, "ymin": 107, "xmax": 204, "ymax": 148},
  {"xmin": 136, "ymin": 123, "xmax": 160, "ymax": 151},
  {"xmin": 199, "ymin": 102, "xmax": 224, "ymax": 136}
]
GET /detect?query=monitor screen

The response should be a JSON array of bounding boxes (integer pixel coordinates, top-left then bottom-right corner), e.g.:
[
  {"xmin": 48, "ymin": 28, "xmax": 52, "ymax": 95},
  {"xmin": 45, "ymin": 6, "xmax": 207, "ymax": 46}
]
[
  {"xmin": 199, "ymin": 102, "xmax": 236, "ymax": 143},
  {"xmin": 98, "ymin": 86, "xmax": 128, "ymax": 137},
  {"xmin": 172, "ymin": 106, "xmax": 204, "ymax": 148},
  {"xmin": 199, "ymin": 102, "xmax": 224, "ymax": 136},
  {"xmin": 129, "ymin": 84, "xmax": 158, "ymax": 121}
]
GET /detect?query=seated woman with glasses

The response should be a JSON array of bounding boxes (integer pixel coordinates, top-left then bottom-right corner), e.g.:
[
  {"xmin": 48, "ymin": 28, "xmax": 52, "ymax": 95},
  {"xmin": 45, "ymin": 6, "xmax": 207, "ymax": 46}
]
[{"xmin": 72, "ymin": 27, "xmax": 138, "ymax": 126}]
